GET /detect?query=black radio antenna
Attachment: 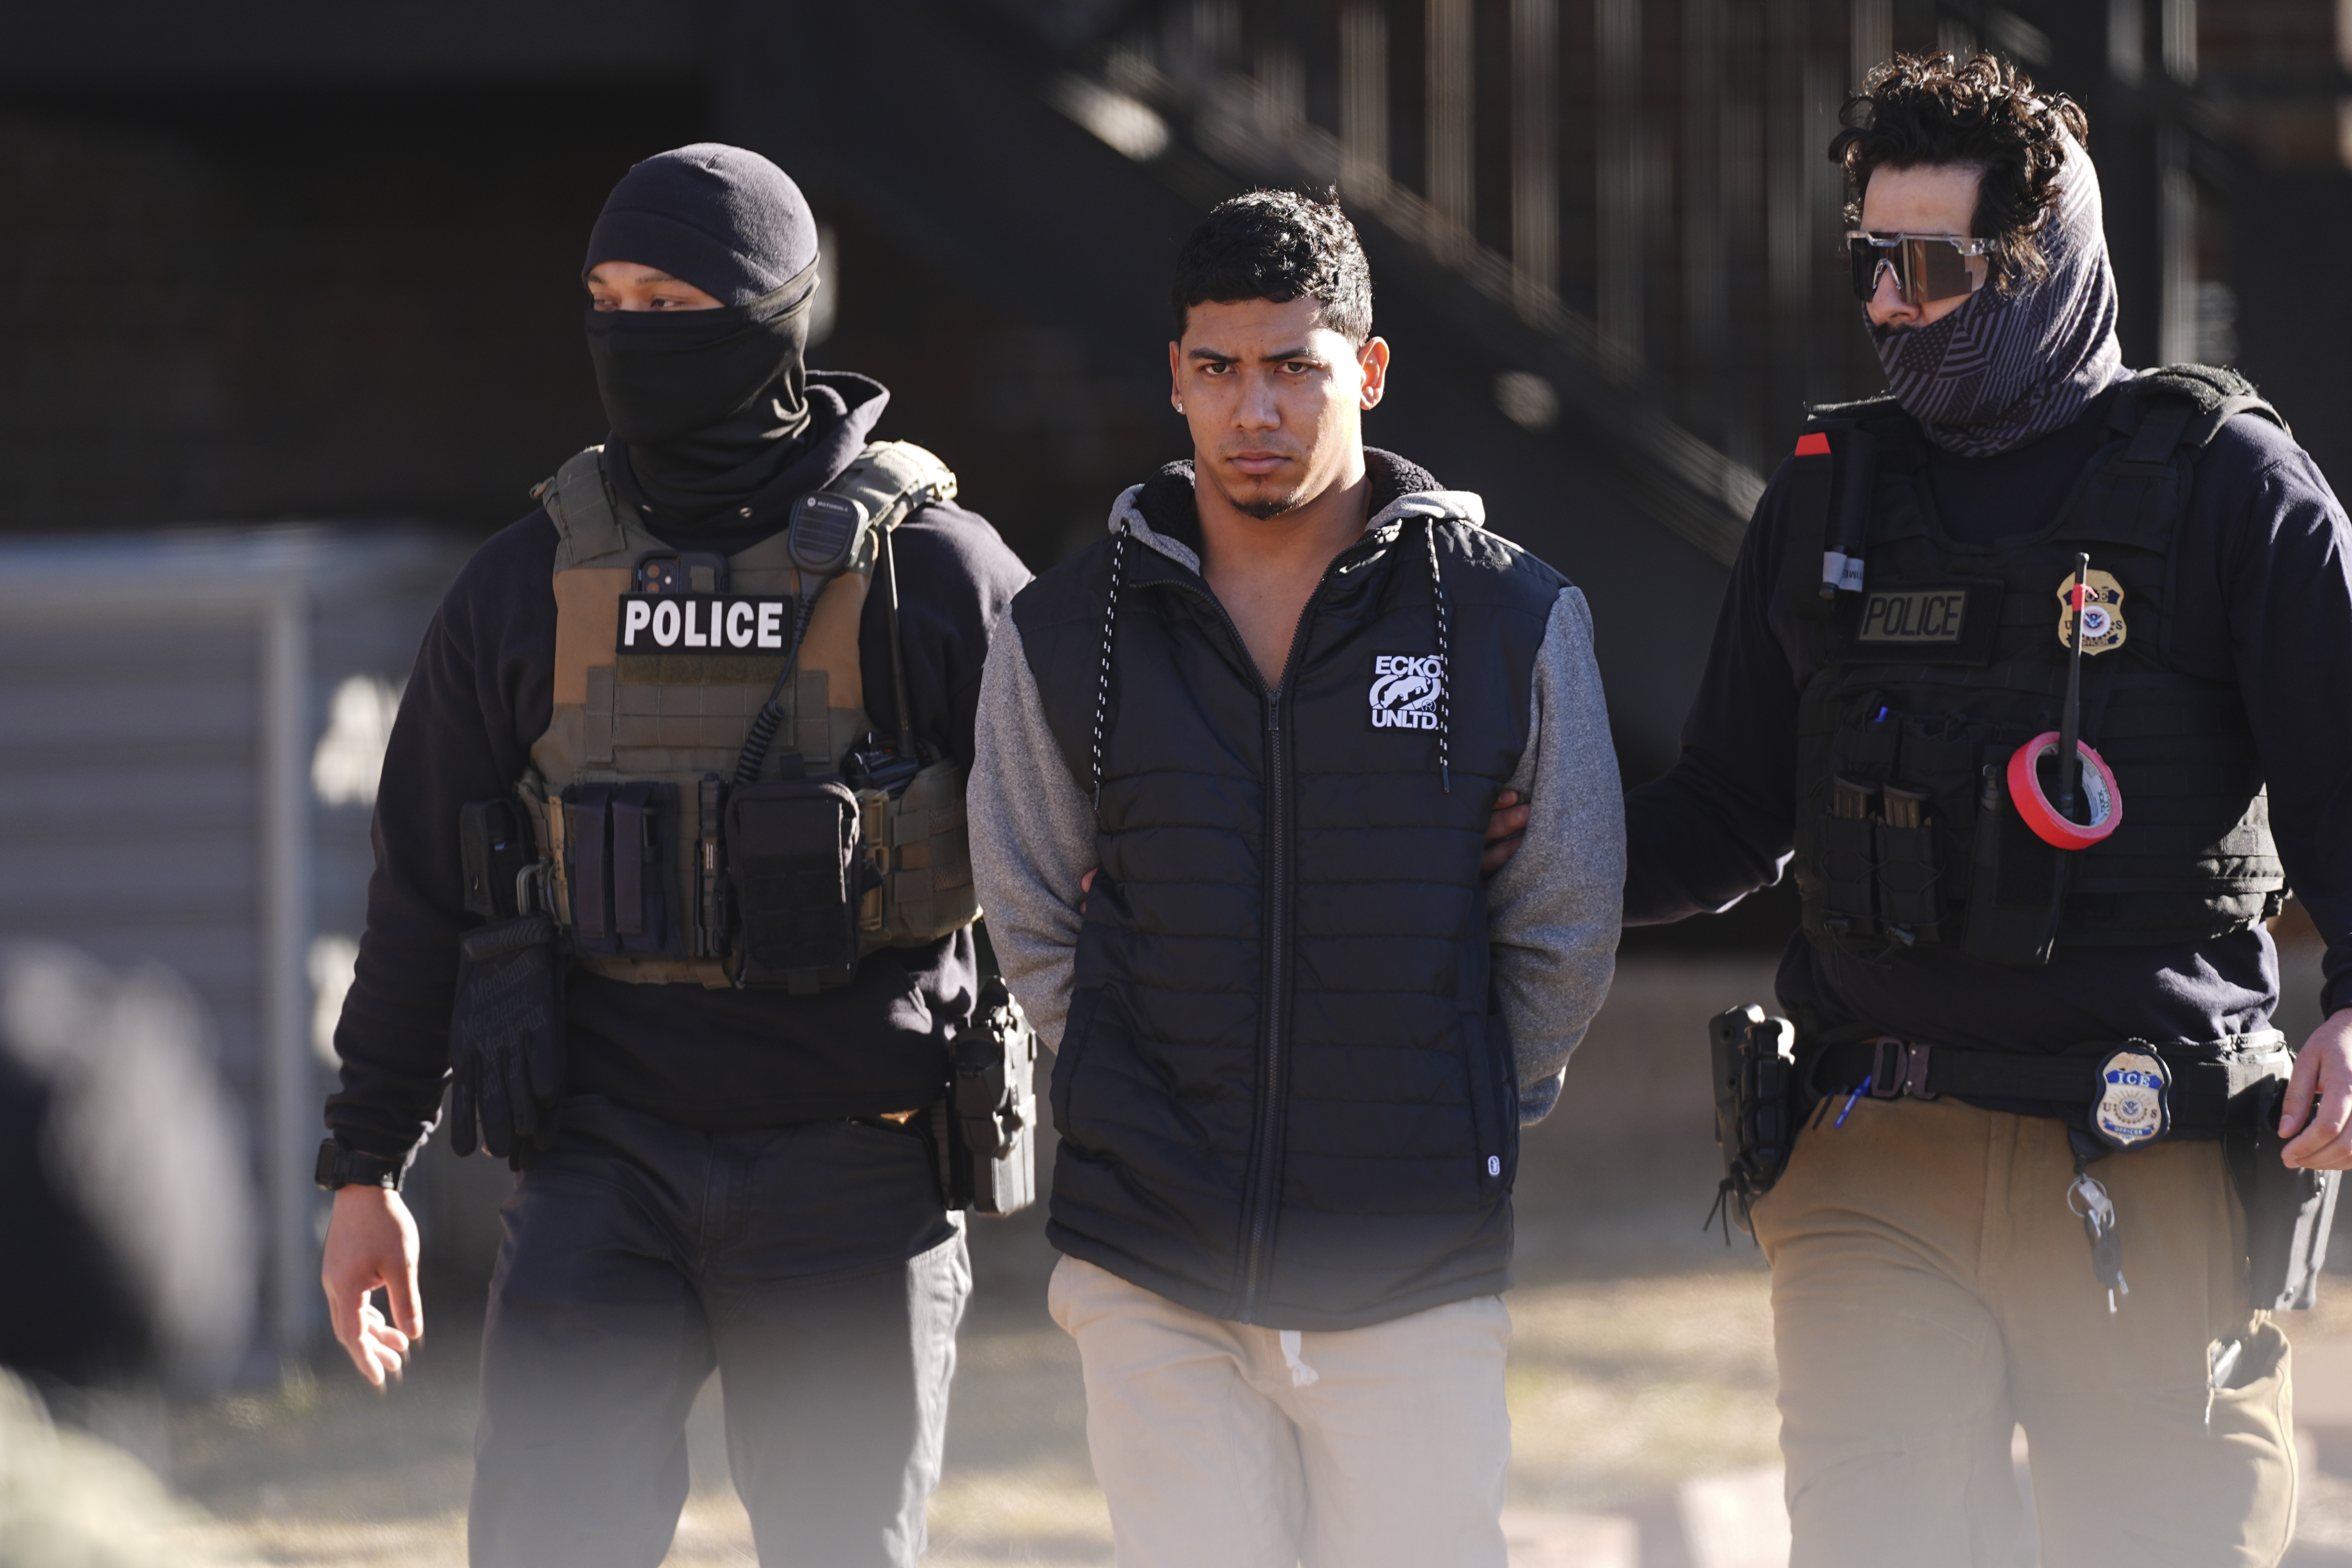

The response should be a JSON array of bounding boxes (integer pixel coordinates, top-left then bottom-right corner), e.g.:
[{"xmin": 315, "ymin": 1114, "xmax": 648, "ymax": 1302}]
[{"xmin": 2055, "ymin": 552, "xmax": 2089, "ymax": 823}]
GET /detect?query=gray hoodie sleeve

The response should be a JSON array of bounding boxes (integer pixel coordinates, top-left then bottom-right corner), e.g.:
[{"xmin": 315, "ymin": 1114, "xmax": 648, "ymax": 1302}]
[
  {"xmin": 1487, "ymin": 585, "xmax": 1626, "ymax": 1123},
  {"xmin": 969, "ymin": 617, "xmax": 1097, "ymax": 1048}
]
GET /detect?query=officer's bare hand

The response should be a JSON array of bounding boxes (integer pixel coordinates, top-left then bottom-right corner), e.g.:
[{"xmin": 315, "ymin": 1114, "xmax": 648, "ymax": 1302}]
[
  {"xmin": 1482, "ymin": 789, "xmax": 1529, "ymax": 875},
  {"xmin": 2279, "ymin": 1009, "xmax": 2352, "ymax": 1170},
  {"xmin": 321, "ymin": 1184, "xmax": 423, "ymax": 1388}
]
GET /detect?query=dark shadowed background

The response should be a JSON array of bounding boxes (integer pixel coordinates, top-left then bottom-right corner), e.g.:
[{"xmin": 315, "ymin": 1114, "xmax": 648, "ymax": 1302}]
[{"xmin": 2, "ymin": 5, "xmax": 2350, "ymax": 1562}]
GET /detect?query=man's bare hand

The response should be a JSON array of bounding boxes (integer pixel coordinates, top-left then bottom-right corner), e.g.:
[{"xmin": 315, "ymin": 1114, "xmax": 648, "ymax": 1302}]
[
  {"xmin": 321, "ymin": 1183, "xmax": 423, "ymax": 1388},
  {"xmin": 2279, "ymin": 1008, "xmax": 2352, "ymax": 1170},
  {"xmin": 1482, "ymin": 788, "xmax": 1529, "ymax": 876}
]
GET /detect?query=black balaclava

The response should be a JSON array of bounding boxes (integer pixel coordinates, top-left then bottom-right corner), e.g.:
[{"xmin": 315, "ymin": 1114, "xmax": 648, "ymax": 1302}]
[
  {"xmin": 1871, "ymin": 129, "xmax": 2127, "ymax": 458},
  {"xmin": 582, "ymin": 143, "xmax": 822, "ymax": 524}
]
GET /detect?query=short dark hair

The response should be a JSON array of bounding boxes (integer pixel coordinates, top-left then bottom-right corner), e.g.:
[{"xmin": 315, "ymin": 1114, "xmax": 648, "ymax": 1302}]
[
  {"xmin": 1829, "ymin": 53, "xmax": 2089, "ymax": 293},
  {"xmin": 1169, "ymin": 188, "xmax": 1374, "ymax": 344}
]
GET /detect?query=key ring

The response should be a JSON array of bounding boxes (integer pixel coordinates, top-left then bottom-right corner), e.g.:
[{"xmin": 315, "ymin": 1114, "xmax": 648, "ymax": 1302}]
[{"xmin": 2066, "ymin": 1170, "xmax": 2115, "ymax": 1224}]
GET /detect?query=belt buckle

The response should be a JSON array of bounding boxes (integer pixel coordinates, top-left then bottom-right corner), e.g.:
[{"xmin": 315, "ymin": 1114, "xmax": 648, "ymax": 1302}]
[{"xmin": 1867, "ymin": 1037, "xmax": 1937, "ymax": 1102}]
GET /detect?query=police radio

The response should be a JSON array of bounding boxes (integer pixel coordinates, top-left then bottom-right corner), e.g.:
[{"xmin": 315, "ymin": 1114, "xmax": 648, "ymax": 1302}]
[
  {"xmin": 785, "ymin": 491, "xmax": 870, "ymax": 578},
  {"xmin": 704, "ymin": 487, "xmax": 888, "ymax": 993},
  {"xmin": 733, "ymin": 492, "xmax": 875, "ymax": 787}
]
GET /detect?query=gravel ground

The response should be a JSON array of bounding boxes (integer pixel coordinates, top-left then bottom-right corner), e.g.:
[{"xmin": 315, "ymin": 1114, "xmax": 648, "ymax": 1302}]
[{"xmin": 78, "ymin": 948, "xmax": 2352, "ymax": 1564}]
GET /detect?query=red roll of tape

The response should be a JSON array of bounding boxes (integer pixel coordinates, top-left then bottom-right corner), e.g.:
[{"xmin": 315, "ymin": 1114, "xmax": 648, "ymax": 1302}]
[{"xmin": 2006, "ymin": 731, "xmax": 2122, "ymax": 850}]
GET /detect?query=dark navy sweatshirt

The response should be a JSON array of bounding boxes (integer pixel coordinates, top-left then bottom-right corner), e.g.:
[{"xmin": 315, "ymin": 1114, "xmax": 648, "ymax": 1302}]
[
  {"xmin": 325, "ymin": 374, "xmax": 1033, "ymax": 1161},
  {"xmin": 1626, "ymin": 381, "xmax": 2352, "ymax": 1054}
]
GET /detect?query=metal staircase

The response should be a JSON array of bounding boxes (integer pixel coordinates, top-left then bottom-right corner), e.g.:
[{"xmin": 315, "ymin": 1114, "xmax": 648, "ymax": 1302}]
[
  {"xmin": 719, "ymin": 0, "xmax": 2333, "ymax": 775},
  {"xmin": 717, "ymin": 0, "xmax": 1888, "ymax": 773}
]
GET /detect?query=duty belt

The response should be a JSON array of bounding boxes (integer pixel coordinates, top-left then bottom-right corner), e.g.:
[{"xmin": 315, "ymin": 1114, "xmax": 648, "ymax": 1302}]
[{"xmin": 1804, "ymin": 1029, "xmax": 2290, "ymax": 1136}]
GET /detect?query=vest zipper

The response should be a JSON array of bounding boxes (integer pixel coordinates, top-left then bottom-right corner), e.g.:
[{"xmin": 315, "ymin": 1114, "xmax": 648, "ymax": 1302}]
[
  {"xmin": 1146, "ymin": 541, "xmax": 1373, "ymax": 1321},
  {"xmin": 1240, "ymin": 686, "xmax": 1287, "ymax": 1319}
]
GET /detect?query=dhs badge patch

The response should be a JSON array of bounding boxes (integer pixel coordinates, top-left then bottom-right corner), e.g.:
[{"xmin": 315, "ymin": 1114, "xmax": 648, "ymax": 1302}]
[
  {"xmin": 2056, "ymin": 568, "xmax": 2128, "ymax": 654},
  {"xmin": 1368, "ymin": 653, "xmax": 1445, "ymax": 731},
  {"xmin": 2091, "ymin": 1046, "xmax": 2172, "ymax": 1151}
]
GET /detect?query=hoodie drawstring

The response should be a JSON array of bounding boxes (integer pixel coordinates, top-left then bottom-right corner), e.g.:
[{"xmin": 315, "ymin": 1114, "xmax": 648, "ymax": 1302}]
[
  {"xmin": 1426, "ymin": 520, "xmax": 1452, "ymax": 793},
  {"xmin": 1092, "ymin": 517, "xmax": 1454, "ymax": 806},
  {"xmin": 1090, "ymin": 529, "xmax": 1129, "ymax": 814}
]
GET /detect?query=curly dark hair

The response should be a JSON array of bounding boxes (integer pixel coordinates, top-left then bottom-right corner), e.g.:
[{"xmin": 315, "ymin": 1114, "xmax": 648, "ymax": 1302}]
[
  {"xmin": 1169, "ymin": 188, "xmax": 1373, "ymax": 343},
  {"xmin": 1828, "ymin": 53, "xmax": 2089, "ymax": 293}
]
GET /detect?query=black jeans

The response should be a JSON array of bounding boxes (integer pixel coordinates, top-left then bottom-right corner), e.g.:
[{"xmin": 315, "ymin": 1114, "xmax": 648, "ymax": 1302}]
[{"xmin": 468, "ymin": 1095, "xmax": 969, "ymax": 1568}]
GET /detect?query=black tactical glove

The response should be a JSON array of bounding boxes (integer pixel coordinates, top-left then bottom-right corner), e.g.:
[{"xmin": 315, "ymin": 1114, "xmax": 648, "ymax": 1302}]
[{"xmin": 447, "ymin": 914, "xmax": 565, "ymax": 1164}]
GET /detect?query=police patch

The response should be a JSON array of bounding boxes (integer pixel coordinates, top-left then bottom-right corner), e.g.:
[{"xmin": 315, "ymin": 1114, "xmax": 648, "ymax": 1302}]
[
  {"xmin": 2091, "ymin": 1045, "xmax": 2171, "ymax": 1151},
  {"xmin": 2056, "ymin": 569, "xmax": 2127, "ymax": 654},
  {"xmin": 617, "ymin": 593, "xmax": 794, "ymax": 655},
  {"xmin": 1833, "ymin": 580, "xmax": 2003, "ymax": 666},
  {"xmin": 1368, "ymin": 653, "xmax": 1445, "ymax": 731},
  {"xmin": 1858, "ymin": 587, "xmax": 1969, "ymax": 644}
]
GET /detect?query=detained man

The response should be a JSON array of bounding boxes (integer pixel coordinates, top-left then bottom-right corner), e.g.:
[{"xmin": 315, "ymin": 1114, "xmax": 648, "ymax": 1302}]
[{"xmin": 970, "ymin": 188, "xmax": 1624, "ymax": 1567}]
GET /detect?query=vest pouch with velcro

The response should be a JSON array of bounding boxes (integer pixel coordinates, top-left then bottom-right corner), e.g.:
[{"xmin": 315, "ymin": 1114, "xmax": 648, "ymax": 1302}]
[
  {"xmin": 725, "ymin": 773, "xmax": 865, "ymax": 992},
  {"xmin": 1875, "ymin": 806, "xmax": 1942, "ymax": 937},
  {"xmin": 859, "ymin": 759, "xmax": 979, "ymax": 953},
  {"xmin": 561, "ymin": 782, "xmax": 680, "ymax": 958},
  {"xmin": 1806, "ymin": 691, "xmax": 1893, "ymax": 940},
  {"xmin": 1817, "ymin": 811, "xmax": 1879, "ymax": 937},
  {"xmin": 1960, "ymin": 759, "xmax": 2072, "ymax": 965}
]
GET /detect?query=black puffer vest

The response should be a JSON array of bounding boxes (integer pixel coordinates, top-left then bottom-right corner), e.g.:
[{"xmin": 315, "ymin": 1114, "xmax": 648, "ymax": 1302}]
[
  {"xmin": 1786, "ymin": 366, "xmax": 2288, "ymax": 966},
  {"xmin": 1011, "ymin": 452, "xmax": 1567, "ymax": 1329}
]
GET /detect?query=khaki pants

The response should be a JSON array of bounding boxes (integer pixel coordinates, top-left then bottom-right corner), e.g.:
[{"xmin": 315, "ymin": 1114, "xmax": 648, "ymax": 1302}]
[
  {"xmin": 1751, "ymin": 1094, "xmax": 2296, "ymax": 1568},
  {"xmin": 1047, "ymin": 1254, "xmax": 1512, "ymax": 1568}
]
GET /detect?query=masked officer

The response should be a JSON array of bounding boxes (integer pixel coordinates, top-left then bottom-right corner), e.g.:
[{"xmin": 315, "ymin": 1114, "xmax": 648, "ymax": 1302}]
[
  {"xmin": 313, "ymin": 144, "xmax": 1032, "ymax": 1568},
  {"xmin": 1629, "ymin": 56, "xmax": 2352, "ymax": 1567}
]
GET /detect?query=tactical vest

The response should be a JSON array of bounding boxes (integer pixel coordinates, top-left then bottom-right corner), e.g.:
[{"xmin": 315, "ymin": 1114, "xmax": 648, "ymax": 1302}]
[
  {"xmin": 1786, "ymin": 366, "xmax": 2288, "ymax": 965},
  {"xmin": 517, "ymin": 442, "xmax": 979, "ymax": 990}
]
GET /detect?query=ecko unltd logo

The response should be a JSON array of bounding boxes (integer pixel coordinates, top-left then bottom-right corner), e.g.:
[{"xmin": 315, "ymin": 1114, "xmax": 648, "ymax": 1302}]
[{"xmin": 1368, "ymin": 654, "xmax": 1445, "ymax": 730}]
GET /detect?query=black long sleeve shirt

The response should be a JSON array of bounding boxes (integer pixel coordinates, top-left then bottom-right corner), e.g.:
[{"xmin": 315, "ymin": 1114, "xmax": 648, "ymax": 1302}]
[
  {"xmin": 1626, "ymin": 383, "xmax": 2352, "ymax": 1053},
  {"xmin": 325, "ymin": 375, "xmax": 1034, "ymax": 1160}
]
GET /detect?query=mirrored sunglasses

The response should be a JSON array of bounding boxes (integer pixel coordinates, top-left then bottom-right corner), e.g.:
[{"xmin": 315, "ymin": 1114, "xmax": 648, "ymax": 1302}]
[{"xmin": 1847, "ymin": 231, "xmax": 2000, "ymax": 306}]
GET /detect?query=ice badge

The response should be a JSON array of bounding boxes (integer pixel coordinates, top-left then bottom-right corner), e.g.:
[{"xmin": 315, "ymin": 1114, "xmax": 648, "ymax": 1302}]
[
  {"xmin": 2055, "ymin": 568, "xmax": 2128, "ymax": 654},
  {"xmin": 2091, "ymin": 1046, "xmax": 2171, "ymax": 1151}
]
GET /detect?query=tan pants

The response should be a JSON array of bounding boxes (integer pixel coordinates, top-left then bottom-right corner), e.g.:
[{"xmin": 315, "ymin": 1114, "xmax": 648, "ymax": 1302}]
[
  {"xmin": 1751, "ymin": 1094, "xmax": 2297, "ymax": 1568},
  {"xmin": 1047, "ymin": 1254, "xmax": 1512, "ymax": 1568}
]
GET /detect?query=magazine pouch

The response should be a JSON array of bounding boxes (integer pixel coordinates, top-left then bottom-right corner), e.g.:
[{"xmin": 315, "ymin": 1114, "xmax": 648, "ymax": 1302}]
[{"xmin": 560, "ymin": 782, "xmax": 679, "ymax": 958}]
